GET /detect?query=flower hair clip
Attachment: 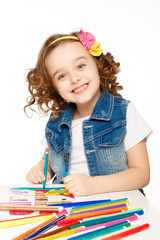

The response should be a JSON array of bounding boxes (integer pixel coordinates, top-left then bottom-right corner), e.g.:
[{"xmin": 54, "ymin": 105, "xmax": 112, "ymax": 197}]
[
  {"xmin": 79, "ymin": 29, "xmax": 103, "ymax": 57},
  {"xmin": 43, "ymin": 29, "xmax": 103, "ymax": 67}
]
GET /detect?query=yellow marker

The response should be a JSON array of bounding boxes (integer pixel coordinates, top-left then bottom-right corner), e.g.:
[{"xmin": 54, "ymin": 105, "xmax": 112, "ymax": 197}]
[
  {"xmin": 38, "ymin": 226, "xmax": 83, "ymax": 240},
  {"xmin": 48, "ymin": 201, "xmax": 72, "ymax": 204},
  {"xmin": 0, "ymin": 214, "xmax": 55, "ymax": 228},
  {"xmin": 45, "ymin": 188, "xmax": 70, "ymax": 196},
  {"xmin": 45, "ymin": 191, "xmax": 61, "ymax": 196}
]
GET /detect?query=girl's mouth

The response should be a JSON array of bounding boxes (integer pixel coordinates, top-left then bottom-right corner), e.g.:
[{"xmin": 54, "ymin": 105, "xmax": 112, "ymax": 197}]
[{"xmin": 72, "ymin": 83, "xmax": 88, "ymax": 94}]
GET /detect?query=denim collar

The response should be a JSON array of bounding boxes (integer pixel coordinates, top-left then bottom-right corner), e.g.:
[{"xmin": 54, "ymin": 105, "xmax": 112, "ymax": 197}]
[
  {"xmin": 58, "ymin": 103, "xmax": 75, "ymax": 131},
  {"xmin": 90, "ymin": 90, "xmax": 114, "ymax": 121},
  {"xmin": 59, "ymin": 90, "xmax": 114, "ymax": 131}
]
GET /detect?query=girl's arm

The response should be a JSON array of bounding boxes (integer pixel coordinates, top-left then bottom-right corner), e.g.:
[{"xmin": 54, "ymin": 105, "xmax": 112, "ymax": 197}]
[
  {"xmin": 63, "ymin": 139, "xmax": 150, "ymax": 196},
  {"xmin": 26, "ymin": 148, "xmax": 54, "ymax": 184}
]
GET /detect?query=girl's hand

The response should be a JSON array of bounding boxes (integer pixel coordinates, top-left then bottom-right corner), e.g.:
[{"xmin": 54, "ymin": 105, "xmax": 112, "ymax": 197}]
[
  {"xmin": 26, "ymin": 164, "xmax": 52, "ymax": 184},
  {"xmin": 63, "ymin": 173, "xmax": 95, "ymax": 197},
  {"xmin": 26, "ymin": 149, "xmax": 53, "ymax": 184}
]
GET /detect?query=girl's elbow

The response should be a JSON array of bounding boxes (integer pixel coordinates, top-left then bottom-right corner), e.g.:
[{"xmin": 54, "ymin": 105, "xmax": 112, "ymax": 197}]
[{"xmin": 142, "ymin": 171, "xmax": 150, "ymax": 187}]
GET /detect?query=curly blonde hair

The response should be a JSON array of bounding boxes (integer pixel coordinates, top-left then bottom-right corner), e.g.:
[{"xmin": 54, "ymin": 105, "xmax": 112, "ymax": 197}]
[{"xmin": 24, "ymin": 31, "xmax": 123, "ymax": 119}]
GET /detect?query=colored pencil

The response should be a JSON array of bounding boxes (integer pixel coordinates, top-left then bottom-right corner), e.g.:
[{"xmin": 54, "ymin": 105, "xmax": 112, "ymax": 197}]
[
  {"xmin": 0, "ymin": 204, "xmax": 63, "ymax": 212},
  {"xmin": 76, "ymin": 215, "xmax": 138, "ymax": 233},
  {"xmin": 99, "ymin": 223, "xmax": 150, "ymax": 240},
  {"xmin": 67, "ymin": 222, "xmax": 131, "ymax": 240},
  {"xmin": 65, "ymin": 207, "xmax": 128, "ymax": 220},
  {"xmin": 43, "ymin": 152, "xmax": 49, "ymax": 188},
  {"xmin": 25, "ymin": 221, "xmax": 81, "ymax": 240},
  {"xmin": 0, "ymin": 213, "xmax": 56, "ymax": 229},
  {"xmin": 48, "ymin": 199, "xmax": 111, "ymax": 207},
  {"xmin": 23, "ymin": 214, "xmax": 66, "ymax": 240}
]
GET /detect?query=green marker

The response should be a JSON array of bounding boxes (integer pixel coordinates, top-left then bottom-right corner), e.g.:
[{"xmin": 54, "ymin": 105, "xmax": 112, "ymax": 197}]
[
  {"xmin": 68, "ymin": 222, "xmax": 130, "ymax": 240},
  {"xmin": 70, "ymin": 213, "xmax": 135, "ymax": 229}
]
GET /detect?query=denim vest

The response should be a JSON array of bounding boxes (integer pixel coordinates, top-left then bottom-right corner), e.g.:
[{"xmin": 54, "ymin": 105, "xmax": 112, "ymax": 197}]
[{"xmin": 45, "ymin": 90, "xmax": 129, "ymax": 184}]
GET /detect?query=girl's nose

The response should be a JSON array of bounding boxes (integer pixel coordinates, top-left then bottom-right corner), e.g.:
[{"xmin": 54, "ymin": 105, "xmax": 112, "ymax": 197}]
[{"xmin": 70, "ymin": 72, "xmax": 81, "ymax": 84}]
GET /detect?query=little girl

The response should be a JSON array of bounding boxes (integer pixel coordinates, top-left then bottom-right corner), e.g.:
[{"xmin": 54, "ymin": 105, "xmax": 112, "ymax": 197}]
[{"xmin": 25, "ymin": 29, "xmax": 152, "ymax": 196}]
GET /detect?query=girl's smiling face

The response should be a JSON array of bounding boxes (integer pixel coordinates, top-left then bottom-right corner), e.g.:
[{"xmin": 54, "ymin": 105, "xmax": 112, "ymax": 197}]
[{"xmin": 45, "ymin": 41, "xmax": 101, "ymax": 115}]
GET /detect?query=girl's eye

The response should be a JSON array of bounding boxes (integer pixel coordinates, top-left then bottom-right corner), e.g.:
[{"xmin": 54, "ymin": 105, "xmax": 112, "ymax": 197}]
[
  {"xmin": 78, "ymin": 64, "xmax": 85, "ymax": 70},
  {"xmin": 58, "ymin": 74, "xmax": 66, "ymax": 80}
]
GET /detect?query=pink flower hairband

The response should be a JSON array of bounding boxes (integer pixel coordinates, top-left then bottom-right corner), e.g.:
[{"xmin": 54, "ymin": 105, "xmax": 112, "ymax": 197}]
[
  {"xmin": 43, "ymin": 29, "xmax": 103, "ymax": 64},
  {"xmin": 79, "ymin": 29, "xmax": 103, "ymax": 56}
]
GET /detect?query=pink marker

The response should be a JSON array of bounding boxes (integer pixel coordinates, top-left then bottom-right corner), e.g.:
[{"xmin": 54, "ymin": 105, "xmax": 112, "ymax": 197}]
[
  {"xmin": 76, "ymin": 215, "xmax": 138, "ymax": 233},
  {"xmin": 0, "ymin": 202, "xmax": 31, "ymax": 205}
]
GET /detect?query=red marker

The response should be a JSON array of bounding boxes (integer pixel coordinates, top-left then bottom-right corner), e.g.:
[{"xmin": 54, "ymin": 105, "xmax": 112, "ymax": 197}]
[
  {"xmin": 101, "ymin": 223, "xmax": 150, "ymax": 239},
  {"xmin": 57, "ymin": 210, "xmax": 122, "ymax": 226}
]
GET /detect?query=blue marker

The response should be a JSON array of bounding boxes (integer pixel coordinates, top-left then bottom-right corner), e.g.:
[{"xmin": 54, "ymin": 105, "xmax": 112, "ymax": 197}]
[
  {"xmin": 43, "ymin": 152, "xmax": 49, "ymax": 188},
  {"xmin": 23, "ymin": 214, "xmax": 66, "ymax": 239},
  {"xmin": 63, "ymin": 172, "xmax": 68, "ymax": 177},
  {"xmin": 48, "ymin": 199, "xmax": 111, "ymax": 207}
]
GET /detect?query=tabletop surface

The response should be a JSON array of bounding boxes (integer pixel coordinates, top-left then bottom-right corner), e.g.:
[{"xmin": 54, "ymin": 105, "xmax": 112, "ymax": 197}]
[{"xmin": 0, "ymin": 184, "xmax": 160, "ymax": 239}]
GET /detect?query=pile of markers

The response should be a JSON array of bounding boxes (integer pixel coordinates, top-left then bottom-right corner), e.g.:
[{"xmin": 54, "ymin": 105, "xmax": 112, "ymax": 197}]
[{"xmin": 0, "ymin": 197, "xmax": 150, "ymax": 240}]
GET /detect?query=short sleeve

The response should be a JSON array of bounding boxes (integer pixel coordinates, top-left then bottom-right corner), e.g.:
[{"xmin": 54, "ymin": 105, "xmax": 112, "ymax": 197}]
[
  {"xmin": 124, "ymin": 102, "xmax": 152, "ymax": 151},
  {"xmin": 40, "ymin": 135, "xmax": 48, "ymax": 148}
]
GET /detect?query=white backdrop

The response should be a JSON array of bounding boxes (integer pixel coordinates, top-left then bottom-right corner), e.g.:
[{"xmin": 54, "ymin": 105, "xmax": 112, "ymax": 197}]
[{"xmin": 0, "ymin": 0, "xmax": 160, "ymax": 211}]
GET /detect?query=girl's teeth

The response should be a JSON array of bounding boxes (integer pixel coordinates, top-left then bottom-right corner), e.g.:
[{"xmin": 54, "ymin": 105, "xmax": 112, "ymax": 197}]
[{"xmin": 74, "ymin": 84, "xmax": 87, "ymax": 93}]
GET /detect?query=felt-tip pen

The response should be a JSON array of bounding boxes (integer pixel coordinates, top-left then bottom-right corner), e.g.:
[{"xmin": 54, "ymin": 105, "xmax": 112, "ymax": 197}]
[{"xmin": 43, "ymin": 152, "xmax": 49, "ymax": 188}]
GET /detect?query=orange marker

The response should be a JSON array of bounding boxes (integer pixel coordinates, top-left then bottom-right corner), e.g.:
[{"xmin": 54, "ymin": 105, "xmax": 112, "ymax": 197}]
[{"xmin": 66, "ymin": 206, "xmax": 128, "ymax": 220}]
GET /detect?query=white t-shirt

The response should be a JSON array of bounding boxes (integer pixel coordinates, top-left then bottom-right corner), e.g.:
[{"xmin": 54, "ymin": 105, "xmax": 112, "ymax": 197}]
[{"xmin": 41, "ymin": 102, "xmax": 152, "ymax": 176}]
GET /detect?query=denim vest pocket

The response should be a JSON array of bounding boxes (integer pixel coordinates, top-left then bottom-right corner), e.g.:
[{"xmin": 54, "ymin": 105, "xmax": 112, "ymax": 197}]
[
  {"xmin": 99, "ymin": 123, "xmax": 126, "ymax": 147},
  {"xmin": 97, "ymin": 124, "xmax": 128, "ymax": 175},
  {"xmin": 46, "ymin": 131, "xmax": 64, "ymax": 152}
]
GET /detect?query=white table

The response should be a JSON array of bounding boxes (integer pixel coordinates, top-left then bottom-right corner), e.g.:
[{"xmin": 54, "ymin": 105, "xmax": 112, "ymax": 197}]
[{"xmin": 0, "ymin": 185, "xmax": 160, "ymax": 239}]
